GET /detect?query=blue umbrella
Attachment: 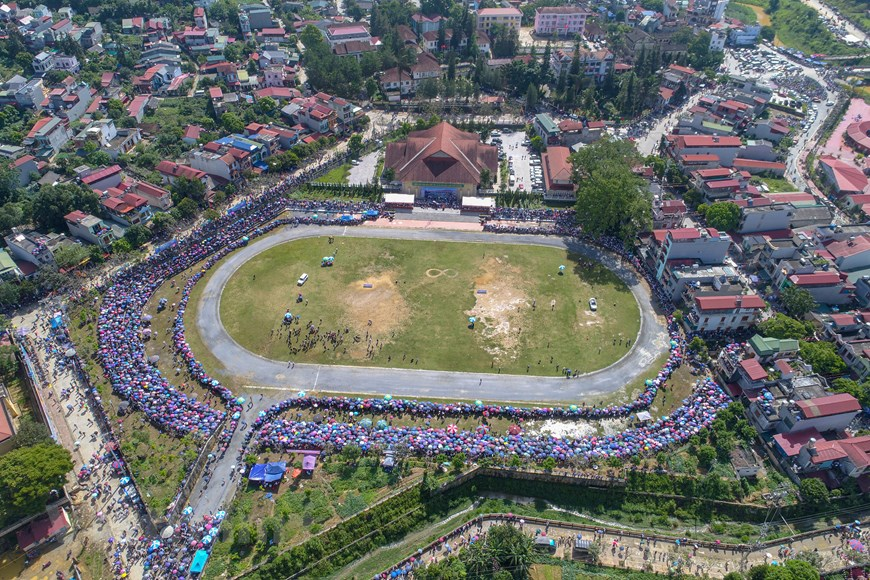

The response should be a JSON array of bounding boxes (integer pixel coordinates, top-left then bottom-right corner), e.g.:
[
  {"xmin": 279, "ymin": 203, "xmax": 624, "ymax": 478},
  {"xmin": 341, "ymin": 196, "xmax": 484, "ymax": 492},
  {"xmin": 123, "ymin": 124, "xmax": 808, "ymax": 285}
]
[
  {"xmin": 359, "ymin": 418, "xmax": 373, "ymax": 428},
  {"xmin": 297, "ymin": 391, "xmax": 306, "ymax": 397},
  {"xmin": 559, "ymin": 265, "xmax": 566, "ymax": 271}
]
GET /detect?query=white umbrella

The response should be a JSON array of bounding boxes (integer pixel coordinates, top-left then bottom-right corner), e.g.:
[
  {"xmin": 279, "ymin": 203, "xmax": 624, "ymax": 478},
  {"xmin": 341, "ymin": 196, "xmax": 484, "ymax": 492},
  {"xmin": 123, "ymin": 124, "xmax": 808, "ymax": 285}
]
[{"xmin": 161, "ymin": 526, "xmax": 174, "ymax": 539}]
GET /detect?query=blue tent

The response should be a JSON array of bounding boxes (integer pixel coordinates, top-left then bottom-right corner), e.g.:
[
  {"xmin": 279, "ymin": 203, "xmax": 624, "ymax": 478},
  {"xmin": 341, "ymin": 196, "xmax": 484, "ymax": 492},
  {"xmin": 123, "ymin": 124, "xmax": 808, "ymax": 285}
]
[
  {"xmin": 228, "ymin": 200, "xmax": 248, "ymax": 214},
  {"xmin": 364, "ymin": 210, "xmax": 379, "ymax": 217},
  {"xmin": 190, "ymin": 549, "xmax": 209, "ymax": 574},
  {"xmin": 248, "ymin": 461, "xmax": 287, "ymax": 483},
  {"xmin": 154, "ymin": 239, "xmax": 178, "ymax": 254}
]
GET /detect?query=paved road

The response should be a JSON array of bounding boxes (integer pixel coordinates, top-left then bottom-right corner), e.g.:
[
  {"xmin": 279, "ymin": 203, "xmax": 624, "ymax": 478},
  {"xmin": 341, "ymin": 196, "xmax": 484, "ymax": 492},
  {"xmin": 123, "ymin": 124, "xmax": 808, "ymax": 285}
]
[
  {"xmin": 195, "ymin": 225, "xmax": 669, "ymax": 403},
  {"xmin": 347, "ymin": 150, "xmax": 380, "ymax": 185}
]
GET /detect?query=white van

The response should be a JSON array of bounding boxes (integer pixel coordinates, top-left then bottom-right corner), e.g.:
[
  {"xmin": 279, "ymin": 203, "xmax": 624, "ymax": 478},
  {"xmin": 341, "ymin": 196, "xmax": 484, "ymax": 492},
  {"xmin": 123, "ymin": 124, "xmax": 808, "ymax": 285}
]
[{"xmin": 509, "ymin": 175, "xmax": 516, "ymax": 186}]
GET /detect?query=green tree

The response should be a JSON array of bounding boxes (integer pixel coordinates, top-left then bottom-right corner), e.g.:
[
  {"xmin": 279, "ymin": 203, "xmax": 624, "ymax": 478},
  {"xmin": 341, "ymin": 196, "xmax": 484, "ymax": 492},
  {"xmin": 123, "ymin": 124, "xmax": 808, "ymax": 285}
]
[
  {"xmin": 779, "ymin": 285, "xmax": 816, "ymax": 318},
  {"xmin": 340, "ymin": 443, "xmax": 362, "ymax": 464},
  {"xmin": 757, "ymin": 313, "xmax": 813, "ymax": 340},
  {"xmin": 348, "ymin": 134, "xmax": 364, "ymax": 158},
  {"xmin": 416, "ymin": 556, "xmax": 467, "ymax": 580},
  {"xmin": 571, "ymin": 138, "xmax": 650, "ymax": 245},
  {"xmin": 232, "ymin": 522, "xmax": 257, "ymax": 550},
  {"xmin": 831, "ymin": 378, "xmax": 870, "ymax": 407},
  {"xmin": 0, "ymin": 442, "xmax": 73, "ymax": 522},
  {"xmin": 689, "ymin": 336, "xmax": 709, "ymax": 360},
  {"xmin": 541, "ymin": 456, "xmax": 556, "ymax": 471},
  {"xmin": 170, "ymin": 177, "xmax": 207, "ymax": 206},
  {"xmin": 529, "ymin": 135, "xmax": 546, "ymax": 153},
  {"xmin": 703, "ymin": 201, "xmax": 741, "ymax": 231},
  {"xmin": 111, "ymin": 238, "xmax": 133, "ymax": 254},
  {"xmin": 262, "ymin": 516, "xmax": 282, "ymax": 545},
  {"xmin": 123, "ymin": 224, "xmax": 152, "ymax": 249},
  {"xmin": 479, "ymin": 168, "xmax": 493, "ymax": 189},
  {"xmin": 0, "ymin": 282, "xmax": 19, "ymax": 307},
  {"xmin": 52, "ymin": 244, "xmax": 89, "ymax": 270},
  {"xmin": 29, "ymin": 183, "xmax": 101, "ymax": 232},
  {"xmin": 172, "ymin": 197, "xmax": 199, "ymax": 220},
  {"xmin": 417, "ymin": 78, "xmax": 441, "ymax": 100},
  {"xmin": 798, "ymin": 477, "xmax": 829, "ymax": 510},
  {"xmin": 798, "ymin": 340, "xmax": 847, "ymax": 375},
  {"xmin": 697, "ymin": 444, "xmax": 716, "ymax": 469},
  {"xmin": 150, "ymin": 212, "xmax": 176, "ymax": 236},
  {"xmin": 220, "ymin": 112, "xmax": 244, "ymax": 134},
  {"xmin": 525, "ymin": 83, "xmax": 538, "ymax": 109},
  {"xmin": 10, "ymin": 418, "xmax": 51, "ymax": 449}
]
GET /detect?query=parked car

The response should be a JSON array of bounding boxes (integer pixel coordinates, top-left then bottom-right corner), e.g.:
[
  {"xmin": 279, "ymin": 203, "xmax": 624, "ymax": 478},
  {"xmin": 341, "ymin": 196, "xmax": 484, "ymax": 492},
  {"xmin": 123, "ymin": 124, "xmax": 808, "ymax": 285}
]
[
  {"xmin": 589, "ymin": 297, "xmax": 597, "ymax": 311},
  {"xmin": 297, "ymin": 273, "xmax": 309, "ymax": 286}
]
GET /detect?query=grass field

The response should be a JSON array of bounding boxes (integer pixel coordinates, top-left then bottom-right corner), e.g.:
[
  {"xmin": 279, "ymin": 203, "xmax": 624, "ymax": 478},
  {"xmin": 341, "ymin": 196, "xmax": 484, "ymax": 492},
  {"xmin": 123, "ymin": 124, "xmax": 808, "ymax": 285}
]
[
  {"xmin": 725, "ymin": 2, "xmax": 759, "ymax": 24},
  {"xmin": 313, "ymin": 163, "xmax": 351, "ymax": 184},
  {"xmin": 757, "ymin": 176, "xmax": 798, "ymax": 192},
  {"xmin": 219, "ymin": 237, "xmax": 640, "ymax": 376},
  {"xmin": 771, "ymin": 0, "xmax": 865, "ymax": 56}
]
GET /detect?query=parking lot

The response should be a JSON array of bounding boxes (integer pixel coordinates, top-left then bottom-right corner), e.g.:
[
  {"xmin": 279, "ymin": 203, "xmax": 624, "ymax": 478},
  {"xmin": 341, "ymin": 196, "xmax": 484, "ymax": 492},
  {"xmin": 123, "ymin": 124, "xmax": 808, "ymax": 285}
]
[
  {"xmin": 348, "ymin": 150, "xmax": 380, "ymax": 185},
  {"xmin": 488, "ymin": 130, "xmax": 544, "ymax": 193}
]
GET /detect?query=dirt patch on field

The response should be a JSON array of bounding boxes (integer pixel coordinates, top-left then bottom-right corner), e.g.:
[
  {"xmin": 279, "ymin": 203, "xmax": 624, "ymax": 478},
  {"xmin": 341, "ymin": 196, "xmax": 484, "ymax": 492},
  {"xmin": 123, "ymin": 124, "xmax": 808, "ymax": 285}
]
[
  {"xmin": 344, "ymin": 272, "xmax": 409, "ymax": 336},
  {"xmin": 467, "ymin": 256, "xmax": 529, "ymax": 361}
]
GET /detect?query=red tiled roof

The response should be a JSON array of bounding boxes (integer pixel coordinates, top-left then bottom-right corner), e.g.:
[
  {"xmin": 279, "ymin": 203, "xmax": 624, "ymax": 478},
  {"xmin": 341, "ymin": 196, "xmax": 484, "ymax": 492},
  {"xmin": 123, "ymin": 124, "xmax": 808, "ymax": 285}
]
[
  {"xmin": 830, "ymin": 313, "xmax": 858, "ymax": 326},
  {"xmin": 81, "ymin": 165, "xmax": 121, "ymax": 185},
  {"xmin": 732, "ymin": 158, "xmax": 787, "ymax": 170},
  {"xmin": 811, "ymin": 439, "xmax": 848, "ymax": 464},
  {"xmin": 208, "ymin": 87, "xmax": 223, "ymax": 99},
  {"xmin": 825, "ymin": 235, "xmax": 870, "ymax": 259},
  {"xmin": 788, "ymin": 272, "xmax": 841, "ymax": 286},
  {"xmin": 384, "ymin": 122, "xmax": 497, "ymax": 187},
  {"xmin": 668, "ymin": 63, "xmax": 696, "ymax": 75},
  {"xmin": 818, "ymin": 155, "xmax": 868, "ymax": 194},
  {"xmin": 739, "ymin": 357, "xmax": 767, "ymax": 381},
  {"xmin": 773, "ymin": 428, "xmax": 822, "ymax": 456},
  {"xmin": 12, "ymin": 154, "xmax": 35, "ymax": 167},
  {"xmin": 17, "ymin": 509, "xmax": 69, "ymax": 551},
  {"xmin": 796, "ymin": 393, "xmax": 861, "ymax": 419},
  {"xmin": 681, "ymin": 153, "xmax": 719, "ymax": 162},
  {"xmin": 156, "ymin": 161, "xmax": 206, "ymax": 180},
  {"xmin": 696, "ymin": 294, "xmax": 765, "ymax": 313},
  {"xmin": 839, "ymin": 435, "xmax": 870, "ymax": 470},
  {"xmin": 696, "ymin": 168, "xmax": 732, "ymax": 179},
  {"xmin": 183, "ymin": 125, "xmax": 201, "ymax": 140},
  {"xmin": 675, "ymin": 135, "xmax": 742, "ymax": 148},
  {"xmin": 477, "ymin": 7, "xmax": 521, "ymax": 16}
]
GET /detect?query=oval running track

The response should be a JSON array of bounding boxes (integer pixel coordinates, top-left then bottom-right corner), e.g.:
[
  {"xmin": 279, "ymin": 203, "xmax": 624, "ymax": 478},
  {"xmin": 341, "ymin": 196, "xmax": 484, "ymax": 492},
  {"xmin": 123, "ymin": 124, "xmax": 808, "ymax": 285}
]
[{"xmin": 195, "ymin": 225, "xmax": 669, "ymax": 403}]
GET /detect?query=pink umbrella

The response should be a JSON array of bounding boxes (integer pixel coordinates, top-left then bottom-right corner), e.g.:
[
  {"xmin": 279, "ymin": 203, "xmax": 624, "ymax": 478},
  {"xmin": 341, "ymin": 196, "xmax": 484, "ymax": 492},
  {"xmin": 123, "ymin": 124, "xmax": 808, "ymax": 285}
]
[{"xmin": 446, "ymin": 424, "xmax": 457, "ymax": 434}]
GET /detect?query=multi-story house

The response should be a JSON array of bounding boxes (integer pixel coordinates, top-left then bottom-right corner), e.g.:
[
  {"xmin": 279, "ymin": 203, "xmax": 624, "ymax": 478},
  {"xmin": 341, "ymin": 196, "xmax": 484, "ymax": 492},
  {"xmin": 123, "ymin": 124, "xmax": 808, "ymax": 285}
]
[
  {"xmin": 4, "ymin": 227, "xmax": 68, "ymax": 268},
  {"xmin": 785, "ymin": 270, "xmax": 853, "ymax": 306},
  {"xmin": 650, "ymin": 227, "xmax": 732, "ymax": 280},
  {"xmin": 64, "ymin": 210, "xmax": 116, "ymax": 249},
  {"xmin": 101, "ymin": 189, "xmax": 153, "ymax": 226},
  {"xmin": 534, "ymin": 6, "xmax": 589, "ymax": 36},
  {"xmin": 476, "ymin": 7, "xmax": 522, "ymax": 33},
  {"xmin": 156, "ymin": 161, "xmax": 209, "ymax": 187},
  {"xmin": 684, "ymin": 291, "xmax": 766, "ymax": 333},
  {"xmin": 23, "ymin": 116, "xmax": 70, "ymax": 156},
  {"xmin": 44, "ymin": 81, "xmax": 92, "ymax": 121}
]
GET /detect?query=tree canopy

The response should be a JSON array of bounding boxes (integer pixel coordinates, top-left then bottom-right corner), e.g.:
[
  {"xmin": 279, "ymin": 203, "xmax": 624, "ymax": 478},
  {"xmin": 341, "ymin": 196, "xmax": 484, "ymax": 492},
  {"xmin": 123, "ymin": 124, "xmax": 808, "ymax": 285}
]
[
  {"xmin": 757, "ymin": 313, "xmax": 814, "ymax": 340},
  {"xmin": 779, "ymin": 285, "xmax": 816, "ymax": 318},
  {"xmin": 571, "ymin": 139, "xmax": 651, "ymax": 245},
  {"xmin": 798, "ymin": 340, "xmax": 847, "ymax": 375},
  {"xmin": 702, "ymin": 201, "xmax": 741, "ymax": 231},
  {"xmin": 0, "ymin": 442, "xmax": 73, "ymax": 522},
  {"xmin": 29, "ymin": 183, "xmax": 102, "ymax": 232}
]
